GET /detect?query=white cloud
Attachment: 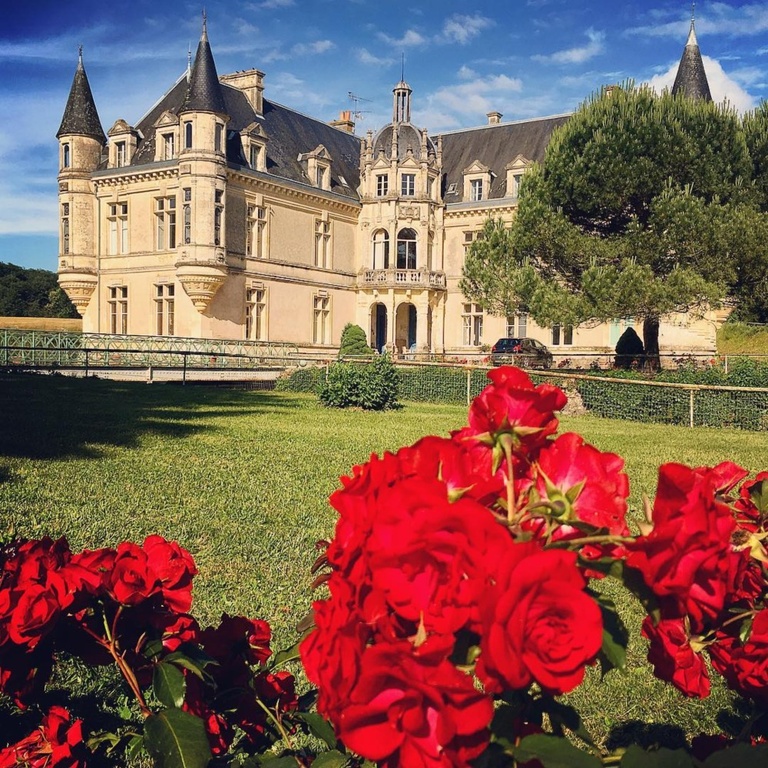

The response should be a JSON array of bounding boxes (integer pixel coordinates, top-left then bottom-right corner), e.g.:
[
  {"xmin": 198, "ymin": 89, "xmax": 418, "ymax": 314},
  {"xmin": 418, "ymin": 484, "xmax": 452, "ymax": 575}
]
[
  {"xmin": 457, "ymin": 65, "xmax": 478, "ymax": 80},
  {"xmin": 356, "ymin": 48, "xmax": 395, "ymax": 67},
  {"xmin": 292, "ymin": 40, "xmax": 335, "ymax": 55},
  {"xmin": 377, "ymin": 29, "xmax": 427, "ymax": 47},
  {"xmin": 533, "ymin": 29, "xmax": 605, "ymax": 65},
  {"xmin": 258, "ymin": 0, "xmax": 295, "ymax": 8},
  {"xmin": 645, "ymin": 55, "xmax": 757, "ymax": 113},
  {"xmin": 630, "ymin": 3, "xmax": 768, "ymax": 39},
  {"xmin": 437, "ymin": 14, "xmax": 494, "ymax": 45}
]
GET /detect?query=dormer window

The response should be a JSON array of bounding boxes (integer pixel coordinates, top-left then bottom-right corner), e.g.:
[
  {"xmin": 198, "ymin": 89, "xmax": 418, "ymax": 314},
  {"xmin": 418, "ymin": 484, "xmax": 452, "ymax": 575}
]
[
  {"xmin": 241, "ymin": 122, "xmax": 268, "ymax": 172},
  {"xmin": 116, "ymin": 142, "xmax": 126, "ymax": 168},
  {"xmin": 250, "ymin": 144, "xmax": 261, "ymax": 169},
  {"xmin": 162, "ymin": 133, "xmax": 175, "ymax": 160},
  {"xmin": 506, "ymin": 155, "xmax": 531, "ymax": 199},
  {"xmin": 300, "ymin": 145, "xmax": 332, "ymax": 191},
  {"xmin": 462, "ymin": 161, "xmax": 491, "ymax": 203}
]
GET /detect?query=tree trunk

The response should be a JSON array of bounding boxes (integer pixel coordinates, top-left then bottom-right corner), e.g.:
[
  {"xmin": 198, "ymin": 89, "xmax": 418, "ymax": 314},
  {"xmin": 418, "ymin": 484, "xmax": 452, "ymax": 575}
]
[{"xmin": 642, "ymin": 315, "xmax": 660, "ymax": 372}]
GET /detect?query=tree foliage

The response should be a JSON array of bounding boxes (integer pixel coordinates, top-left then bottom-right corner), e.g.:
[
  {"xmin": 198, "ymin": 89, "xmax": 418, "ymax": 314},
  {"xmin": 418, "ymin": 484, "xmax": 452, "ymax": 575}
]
[
  {"xmin": 0, "ymin": 263, "xmax": 78, "ymax": 318},
  {"xmin": 338, "ymin": 323, "xmax": 373, "ymax": 358},
  {"xmin": 461, "ymin": 84, "xmax": 768, "ymax": 353}
]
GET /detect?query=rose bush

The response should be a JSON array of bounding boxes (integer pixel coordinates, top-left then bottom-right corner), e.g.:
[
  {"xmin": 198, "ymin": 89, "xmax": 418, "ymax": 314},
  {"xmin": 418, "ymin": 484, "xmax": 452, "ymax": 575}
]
[{"xmin": 1, "ymin": 365, "xmax": 767, "ymax": 767}]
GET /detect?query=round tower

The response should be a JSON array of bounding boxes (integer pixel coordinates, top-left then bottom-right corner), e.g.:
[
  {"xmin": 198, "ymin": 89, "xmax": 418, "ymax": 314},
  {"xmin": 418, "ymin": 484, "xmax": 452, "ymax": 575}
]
[{"xmin": 56, "ymin": 48, "xmax": 106, "ymax": 317}]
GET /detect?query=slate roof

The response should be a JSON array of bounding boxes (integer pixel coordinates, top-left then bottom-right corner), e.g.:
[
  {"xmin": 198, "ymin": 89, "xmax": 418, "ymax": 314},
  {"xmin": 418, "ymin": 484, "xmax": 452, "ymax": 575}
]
[
  {"xmin": 373, "ymin": 124, "xmax": 437, "ymax": 161},
  {"xmin": 128, "ymin": 75, "xmax": 362, "ymax": 201},
  {"xmin": 671, "ymin": 23, "xmax": 712, "ymax": 102},
  {"xmin": 57, "ymin": 53, "xmax": 106, "ymax": 143},
  {"xmin": 437, "ymin": 115, "xmax": 570, "ymax": 200},
  {"xmin": 180, "ymin": 23, "xmax": 227, "ymax": 115}
]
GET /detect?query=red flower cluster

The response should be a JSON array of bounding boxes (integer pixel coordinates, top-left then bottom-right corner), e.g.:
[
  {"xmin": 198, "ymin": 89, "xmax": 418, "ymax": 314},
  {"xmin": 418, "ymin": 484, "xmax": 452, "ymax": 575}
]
[
  {"xmin": 0, "ymin": 706, "xmax": 87, "ymax": 768},
  {"xmin": 628, "ymin": 463, "xmax": 768, "ymax": 700},
  {"xmin": 302, "ymin": 367, "xmax": 630, "ymax": 766},
  {"xmin": 0, "ymin": 534, "xmax": 296, "ymax": 763}
]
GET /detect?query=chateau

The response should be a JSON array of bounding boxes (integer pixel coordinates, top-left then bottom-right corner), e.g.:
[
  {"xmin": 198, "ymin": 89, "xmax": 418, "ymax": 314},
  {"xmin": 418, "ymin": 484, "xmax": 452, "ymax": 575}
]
[{"xmin": 56, "ymin": 19, "xmax": 716, "ymax": 356}]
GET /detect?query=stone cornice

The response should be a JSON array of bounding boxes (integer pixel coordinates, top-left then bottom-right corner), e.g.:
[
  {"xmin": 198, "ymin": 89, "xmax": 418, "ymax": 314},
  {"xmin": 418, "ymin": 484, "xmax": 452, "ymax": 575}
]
[
  {"xmin": 445, "ymin": 200, "xmax": 517, "ymax": 218},
  {"xmin": 93, "ymin": 166, "xmax": 177, "ymax": 187}
]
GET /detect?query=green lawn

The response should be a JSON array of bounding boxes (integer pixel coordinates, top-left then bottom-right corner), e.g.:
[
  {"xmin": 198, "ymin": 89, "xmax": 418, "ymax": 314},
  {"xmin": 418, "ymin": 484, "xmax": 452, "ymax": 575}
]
[{"xmin": 1, "ymin": 373, "xmax": 767, "ymax": 749}]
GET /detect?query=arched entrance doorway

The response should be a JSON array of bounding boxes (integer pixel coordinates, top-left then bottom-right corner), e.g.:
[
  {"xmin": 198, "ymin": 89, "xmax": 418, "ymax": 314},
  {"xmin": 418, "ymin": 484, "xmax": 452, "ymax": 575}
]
[
  {"xmin": 395, "ymin": 302, "xmax": 417, "ymax": 353},
  {"xmin": 370, "ymin": 303, "xmax": 388, "ymax": 352}
]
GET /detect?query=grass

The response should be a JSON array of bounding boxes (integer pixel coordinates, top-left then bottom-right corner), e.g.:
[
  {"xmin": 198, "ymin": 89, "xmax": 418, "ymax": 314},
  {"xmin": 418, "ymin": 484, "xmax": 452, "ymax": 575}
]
[
  {"xmin": 0, "ymin": 317, "xmax": 82, "ymax": 332},
  {"xmin": 1, "ymin": 372, "xmax": 767, "ymax": 751},
  {"xmin": 717, "ymin": 321, "xmax": 768, "ymax": 355}
]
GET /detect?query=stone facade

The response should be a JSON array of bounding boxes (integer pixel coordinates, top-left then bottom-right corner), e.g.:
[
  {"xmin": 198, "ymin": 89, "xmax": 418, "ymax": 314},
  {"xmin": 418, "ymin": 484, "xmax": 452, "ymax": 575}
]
[{"xmin": 56, "ymin": 22, "xmax": 719, "ymax": 358}]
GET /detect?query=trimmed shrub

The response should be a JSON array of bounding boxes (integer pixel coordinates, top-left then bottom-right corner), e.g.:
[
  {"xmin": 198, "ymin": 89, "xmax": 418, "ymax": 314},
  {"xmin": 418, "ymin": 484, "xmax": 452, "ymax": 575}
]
[
  {"xmin": 274, "ymin": 366, "xmax": 325, "ymax": 393},
  {"xmin": 338, "ymin": 323, "xmax": 373, "ymax": 358},
  {"xmin": 319, "ymin": 355, "xmax": 399, "ymax": 410}
]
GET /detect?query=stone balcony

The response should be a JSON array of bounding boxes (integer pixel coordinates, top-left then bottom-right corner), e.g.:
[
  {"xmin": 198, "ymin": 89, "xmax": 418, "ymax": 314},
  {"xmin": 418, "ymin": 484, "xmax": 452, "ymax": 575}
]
[{"xmin": 359, "ymin": 268, "xmax": 447, "ymax": 290}]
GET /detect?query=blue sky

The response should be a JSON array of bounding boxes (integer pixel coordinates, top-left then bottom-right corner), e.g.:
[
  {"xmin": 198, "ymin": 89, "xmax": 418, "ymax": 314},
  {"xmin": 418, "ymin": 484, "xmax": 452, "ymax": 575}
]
[{"xmin": 1, "ymin": 0, "xmax": 766, "ymax": 271}]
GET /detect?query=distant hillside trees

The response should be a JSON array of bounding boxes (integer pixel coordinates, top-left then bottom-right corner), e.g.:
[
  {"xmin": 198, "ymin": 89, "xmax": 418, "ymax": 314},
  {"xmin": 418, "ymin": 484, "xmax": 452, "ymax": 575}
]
[{"xmin": 0, "ymin": 263, "xmax": 78, "ymax": 318}]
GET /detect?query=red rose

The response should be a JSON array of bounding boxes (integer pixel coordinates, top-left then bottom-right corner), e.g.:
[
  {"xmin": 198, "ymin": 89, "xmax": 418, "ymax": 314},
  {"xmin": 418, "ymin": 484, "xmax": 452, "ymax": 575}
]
[
  {"xmin": 529, "ymin": 432, "xmax": 630, "ymax": 536},
  {"xmin": 477, "ymin": 545, "xmax": 602, "ymax": 696},
  {"xmin": 366, "ymin": 476, "xmax": 512, "ymax": 636},
  {"xmin": 709, "ymin": 608, "xmax": 768, "ymax": 705},
  {"xmin": 200, "ymin": 613, "xmax": 271, "ymax": 665},
  {"xmin": 0, "ymin": 706, "xmax": 87, "ymax": 767},
  {"xmin": 142, "ymin": 535, "xmax": 197, "ymax": 613},
  {"xmin": 7, "ymin": 583, "xmax": 63, "ymax": 649},
  {"xmin": 107, "ymin": 542, "xmax": 158, "ymax": 606},
  {"xmin": 65, "ymin": 547, "xmax": 115, "ymax": 597},
  {"xmin": 735, "ymin": 471, "xmax": 768, "ymax": 531},
  {"xmin": 641, "ymin": 616, "xmax": 710, "ymax": 698},
  {"xmin": 338, "ymin": 643, "xmax": 493, "ymax": 768},
  {"xmin": 463, "ymin": 366, "xmax": 566, "ymax": 451},
  {"xmin": 626, "ymin": 463, "xmax": 740, "ymax": 632}
]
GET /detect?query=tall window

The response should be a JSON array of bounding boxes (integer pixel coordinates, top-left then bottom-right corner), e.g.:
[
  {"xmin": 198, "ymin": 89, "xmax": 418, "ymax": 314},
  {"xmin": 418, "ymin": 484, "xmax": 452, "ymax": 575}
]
[
  {"xmin": 512, "ymin": 173, "xmax": 524, "ymax": 198},
  {"xmin": 215, "ymin": 123, "xmax": 223, "ymax": 153},
  {"xmin": 249, "ymin": 144, "xmax": 261, "ymax": 169},
  {"xmin": 162, "ymin": 133, "xmax": 175, "ymax": 160},
  {"xmin": 315, "ymin": 219, "xmax": 331, "ymax": 268},
  {"xmin": 108, "ymin": 286, "xmax": 128, "ymax": 335},
  {"xmin": 313, "ymin": 295, "xmax": 330, "ymax": 344},
  {"xmin": 470, "ymin": 178, "xmax": 484, "ymax": 201},
  {"xmin": 372, "ymin": 229, "xmax": 389, "ymax": 269},
  {"xmin": 184, "ymin": 121, "xmax": 193, "ymax": 149},
  {"xmin": 246, "ymin": 205, "xmax": 267, "ymax": 258},
  {"xmin": 506, "ymin": 312, "xmax": 528, "ymax": 337},
  {"xmin": 61, "ymin": 203, "xmax": 70, "ymax": 254},
  {"xmin": 155, "ymin": 197, "xmax": 177, "ymax": 250},
  {"xmin": 396, "ymin": 228, "xmax": 417, "ymax": 270},
  {"xmin": 462, "ymin": 303, "xmax": 483, "ymax": 346},
  {"xmin": 63, "ymin": 143, "xmax": 70, "ymax": 169},
  {"xmin": 108, "ymin": 203, "xmax": 128, "ymax": 255},
  {"xmin": 401, "ymin": 173, "xmax": 415, "ymax": 196},
  {"xmin": 376, "ymin": 174, "xmax": 389, "ymax": 197},
  {"xmin": 245, "ymin": 287, "xmax": 266, "ymax": 340},
  {"xmin": 183, "ymin": 188, "xmax": 191, "ymax": 244},
  {"xmin": 116, "ymin": 141, "xmax": 126, "ymax": 168},
  {"xmin": 155, "ymin": 284, "xmax": 175, "ymax": 336},
  {"xmin": 552, "ymin": 324, "xmax": 573, "ymax": 346},
  {"xmin": 214, "ymin": 190, "xmax": 224, "ymax": 246}
]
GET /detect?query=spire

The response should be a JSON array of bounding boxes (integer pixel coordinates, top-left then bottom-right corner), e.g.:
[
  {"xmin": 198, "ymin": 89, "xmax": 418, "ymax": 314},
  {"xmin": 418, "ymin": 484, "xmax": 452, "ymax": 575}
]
[
  {"xmin": 56, "ymin": 47, "xmax": 106, "ymax": 142},
  {"xmin": 671, "ymin": 9, "xmax": 712, "ymax": 101},
  {"xmin": 180, "ymin": 14, "xmax": 227, "ymax": 114}
]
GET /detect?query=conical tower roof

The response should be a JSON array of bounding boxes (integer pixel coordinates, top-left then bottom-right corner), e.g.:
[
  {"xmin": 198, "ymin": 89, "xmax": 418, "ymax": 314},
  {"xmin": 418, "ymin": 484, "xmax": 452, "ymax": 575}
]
[
  {"xmin": 56, "ymin": 48, "xmax": 106, "ymax": 142},
  {"xmin": 180, "ymin": 17, "xmax": 227, "ymax": 115},
  {"xmin": 671, "ymin": 20, "xmax": 712, "ymax": 101}
]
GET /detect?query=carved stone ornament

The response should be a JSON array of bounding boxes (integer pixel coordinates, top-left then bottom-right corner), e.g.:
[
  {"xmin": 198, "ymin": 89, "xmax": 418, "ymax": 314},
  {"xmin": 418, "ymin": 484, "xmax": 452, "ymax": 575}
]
[
  {"xmin": 58, "ymin": 272, "xmax": 97, "ymax": 316},
  {"xmin": 175, "ymin": 262, "xmax": 228, "ymax": 312}
]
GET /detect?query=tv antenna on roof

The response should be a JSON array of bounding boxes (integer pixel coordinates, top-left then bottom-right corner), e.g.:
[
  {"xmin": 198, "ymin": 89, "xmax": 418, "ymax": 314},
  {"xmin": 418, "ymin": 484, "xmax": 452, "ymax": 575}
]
[{"xmin": 348, "ymin": 91, "xmax": 372, "ymax": 121}]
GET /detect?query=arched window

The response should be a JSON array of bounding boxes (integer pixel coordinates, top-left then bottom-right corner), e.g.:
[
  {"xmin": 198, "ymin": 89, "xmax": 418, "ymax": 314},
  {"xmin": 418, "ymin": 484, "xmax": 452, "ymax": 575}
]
[
  {"xmin": 184, "ymin": 121, "xmax": 193, "ymax": 149},
  {"xmin": 397, "ymin": 228, "xmax": 417, "ymax": 270},
  {"xmin": 63, "ymin": 143, "xmax": 71, "ymax": 169},
  {"xmin": 372, "ymin": 229, "xmax": 389, "ymax": 269}
]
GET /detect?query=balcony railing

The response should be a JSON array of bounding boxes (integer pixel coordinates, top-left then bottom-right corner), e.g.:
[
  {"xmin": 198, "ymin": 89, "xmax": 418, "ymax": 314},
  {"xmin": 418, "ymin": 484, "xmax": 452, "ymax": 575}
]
[{"xmin": 360, "ymin": 268, "xmax": 446, "ymax": 289}]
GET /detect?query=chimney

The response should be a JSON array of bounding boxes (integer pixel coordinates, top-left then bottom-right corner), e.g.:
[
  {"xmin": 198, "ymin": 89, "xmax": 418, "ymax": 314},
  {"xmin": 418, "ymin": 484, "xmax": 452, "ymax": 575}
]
[
  {"xmin": 487, "ymin": 111, "xmax": 502, "ymax": 125},
  {"xmin": 220, "ymin": 69, "xmax": 265, "ymax": 114},
  {"xmin": 602, "ymin": 84, "xmax": 618, "ymax": 98},
  {"xmin": 330, "ymin": 110, "xmax": 356, "ymax": 133}
]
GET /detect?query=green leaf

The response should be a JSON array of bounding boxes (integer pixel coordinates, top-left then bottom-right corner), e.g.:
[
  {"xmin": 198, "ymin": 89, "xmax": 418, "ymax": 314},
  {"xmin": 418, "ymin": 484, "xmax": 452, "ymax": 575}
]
[
  {"xmin": 259, "ymin": 757, "xmax": 303, "ymax": 767},
  {"xmin": 126, "ymin": 734, "xmax": 145, "ymax": 761},
  {"xmin": 748, "ymin": 478, "xmax": 768, "ymax": 515},
  {"xmin": 272, "ymin": 638, "xmax": 303, "ymax": 668},
  {"xmin": 143, "ymin": 708, "xmax": 211, "ymax": 768},
  {"xmin": 295, "ymin": 712, "xmax": 338, "ymax": 749},
  {"xmin": 739, "ymin": 614, "xmax": 754, "ymax": 644},
  {"xmin": 703, "ymin": 743, "xmax": 768, "ymax": 766},
  {"xmin": 153, "ymin": 661, "xmax": 186, "ymax": 708},
  {"xmin": 538, "ymin": 698, "xmax": 595, "ymax": 746},
  {"xmin": 513, "ymin": 734, "xmax": 602, "ymax": 768},
  {"xmin": 164, "ymin": 651, "xmax": 209, "ymax": 680},
  {"xmin": 310, "ymin": 750, "xmax": 350, "ymax": 768},
  {"xmin": 620, "ymin": 745, "xmax": 695, "ymax": 767}
]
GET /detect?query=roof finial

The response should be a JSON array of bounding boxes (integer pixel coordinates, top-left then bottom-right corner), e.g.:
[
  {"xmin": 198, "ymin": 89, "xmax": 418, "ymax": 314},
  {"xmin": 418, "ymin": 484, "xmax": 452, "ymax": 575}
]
[
  {"xmin": 77, "ymin": 44, "xmax": 83, "ymax": 68},
  {"xmin": 401, "ymin": 52, "xmax": 405, "ymax": 82},
  {"xmin": 202, "ymin": 8, "xmax": 208, "ymax": 40},
  {"xmin": 187, "ymin": 43, "xmax": 192, "ymax": 79},
  {"xmin": 691, "ymin": 1, "xmax": 696, "ymax": 27}
]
